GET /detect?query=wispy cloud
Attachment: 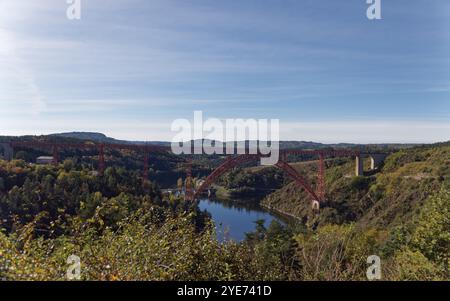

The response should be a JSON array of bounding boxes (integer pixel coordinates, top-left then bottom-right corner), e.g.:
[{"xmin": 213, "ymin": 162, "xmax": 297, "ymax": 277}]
[
  {"xmin": 0, "ymin": 0, "xmax": 449, "ymax": 143},
  {"xmin": 0, "ymin": 28, "xmax": 46, "ymax": 115}
]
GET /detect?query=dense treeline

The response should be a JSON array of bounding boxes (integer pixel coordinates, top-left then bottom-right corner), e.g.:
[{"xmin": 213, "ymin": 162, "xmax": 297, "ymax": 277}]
[
  {"xmin": 213, "ymin": 167, "xmax": 285, "ymax": 198},
  {"xmin": 263, "ymin": 145, "xmax": 450, "ymax": 228},
  {"xmin": 0, "ymin": 159, "xmax": 208, "ymax": 235},
  {"xmin": 0, "ymin": 144, "xmax": 448, "ymax": 280},
  {"xmin": 0, "ymin": 182, "xmax": 447, "ymax": 280}
]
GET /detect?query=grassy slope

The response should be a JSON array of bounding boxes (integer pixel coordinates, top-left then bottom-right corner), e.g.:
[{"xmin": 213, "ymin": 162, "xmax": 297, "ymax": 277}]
[{"xmin": 262, "ymin": 145, "xmax": 450, "ymax": 229}]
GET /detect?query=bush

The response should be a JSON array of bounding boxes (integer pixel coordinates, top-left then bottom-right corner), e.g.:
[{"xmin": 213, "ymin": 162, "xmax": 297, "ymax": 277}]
[
  {"xmin": 293, "ymin": 224, "xmax": 383, "ymax": 280},
  {"xmin": 410, "ymin": 188, "xmax": 449, "ymax": 276},
  {"xmin": 393, "ymin": 248, "xmax": 441, "ymax": 281},
  {"xmin": 350, "ymin": 176, "xmax": 372, "ymax": 191}
]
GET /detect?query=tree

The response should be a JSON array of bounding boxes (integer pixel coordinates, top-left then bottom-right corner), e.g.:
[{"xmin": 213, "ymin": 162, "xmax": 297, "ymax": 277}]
[
  {"xmin": 63, "ymin": 159, "xmax": 74, "ymax": 172},
  {"xmin": 14, "ymin": 151, "xmax": 29, "ymax": 161},
  {"xmin": 411, "ymin": 187, "xmax": 449, "ymax": 275}
]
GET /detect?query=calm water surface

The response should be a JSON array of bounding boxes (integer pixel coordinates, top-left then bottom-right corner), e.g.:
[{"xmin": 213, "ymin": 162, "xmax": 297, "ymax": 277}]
[{"xmin": 198, "ymin": 199, "xmax": 284, "ymax": 241}]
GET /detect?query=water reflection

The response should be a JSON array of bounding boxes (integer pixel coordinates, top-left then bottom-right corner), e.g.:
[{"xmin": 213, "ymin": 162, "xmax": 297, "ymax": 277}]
[{"xmin": 198, "ymin": 198, "xmax": 284, "ymax": 242}]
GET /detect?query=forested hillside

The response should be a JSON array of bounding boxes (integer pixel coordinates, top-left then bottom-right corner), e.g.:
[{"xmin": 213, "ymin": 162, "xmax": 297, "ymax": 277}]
[
  {"xmin": 0, "ymin": 142, "xmax": 448, "ymax": 280},
  {"xmin": 263, "ymin": 145, "xmax": 450, "ymax": 229}
]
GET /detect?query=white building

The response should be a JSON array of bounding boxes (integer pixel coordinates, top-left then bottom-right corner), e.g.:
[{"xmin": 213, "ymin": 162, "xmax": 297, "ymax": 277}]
[{"xmin": 36, "ymin": 156, "xmax": 54, "ymax": 165}]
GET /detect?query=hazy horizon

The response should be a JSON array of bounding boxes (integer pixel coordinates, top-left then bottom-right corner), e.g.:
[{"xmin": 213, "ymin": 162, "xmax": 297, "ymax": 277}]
[{"xmin": 2, "ymin": 130, "xmax": 449, "ymax": 145}]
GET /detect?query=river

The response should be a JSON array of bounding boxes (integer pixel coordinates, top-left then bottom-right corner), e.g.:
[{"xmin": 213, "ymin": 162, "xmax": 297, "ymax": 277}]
[{"xmin": 198, "ymin": 198, "xmax": 286, "ymax": 241}]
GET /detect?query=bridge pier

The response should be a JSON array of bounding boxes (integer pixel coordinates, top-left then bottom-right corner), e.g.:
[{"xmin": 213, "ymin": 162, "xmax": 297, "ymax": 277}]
[
  {"xmin": 0, "ymin": 143, "xmax": 14, "ymax": 161},
  {"xmin": 355, "ymin": 153, "xmax": 387, "ymax": 176},
  {"xmin": 52, "ymin": 146, "xmax": 59, "ymax": 165},
  {"xmin": 185, "ymin": 158, "xmax": 194, "ymax": 201},
  {"xmin": 142, "ymin": 151, "xmax": 149, "ymax": 186},
  {"xmin": 355, "ymin": 155, "xmax": 364, "ymax": 176},
  {"xmin": 370, "ymin": 154, "xmax": 386, "ymax": 170},
  {"xmin": 98, "ymin": 144, "xmax": 105, "ymax": 175}
]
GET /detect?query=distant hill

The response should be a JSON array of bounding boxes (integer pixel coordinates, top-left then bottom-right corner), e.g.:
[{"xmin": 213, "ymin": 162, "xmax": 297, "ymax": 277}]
[
  {"xmin": 50, "ymin": 132, "xmax": 119, "ymax": 143},
  {"xmin": 49, "ymin": 132, "xmax": 170, "ymax": 146},
  {"xmin": 2, "ymin": 131, "xmax": 422, "ymax": 151},
  {"xmin": 46, "ymin": 133, "xmax": 335, "ymax": 149}
]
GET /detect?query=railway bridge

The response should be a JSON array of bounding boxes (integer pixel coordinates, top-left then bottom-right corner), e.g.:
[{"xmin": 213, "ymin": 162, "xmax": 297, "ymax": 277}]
[{"xmin": 0, "ymin": 141, "xmax": 387, "ymax": 208}]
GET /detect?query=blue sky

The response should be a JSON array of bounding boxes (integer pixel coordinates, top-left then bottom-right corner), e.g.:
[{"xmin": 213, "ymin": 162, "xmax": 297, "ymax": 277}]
[{"xmin": 0, "ymin": 0, "xmax": 449, "ymax": 142}]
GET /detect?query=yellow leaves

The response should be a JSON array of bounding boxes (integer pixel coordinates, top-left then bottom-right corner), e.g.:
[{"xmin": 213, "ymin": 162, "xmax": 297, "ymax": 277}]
[
  {"xmin": 393, "ymin": 248, "xmax": 441, "ymax": 281},
  {"xmin": 292, "ymin": 224, "xmax": 387, "ymax": 280}
]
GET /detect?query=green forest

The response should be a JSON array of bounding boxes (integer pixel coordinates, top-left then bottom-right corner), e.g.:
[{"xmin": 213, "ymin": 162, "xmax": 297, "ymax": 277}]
[{"xmin": 0, "ymin": 140, "xmax": 448, "ymax": 281}]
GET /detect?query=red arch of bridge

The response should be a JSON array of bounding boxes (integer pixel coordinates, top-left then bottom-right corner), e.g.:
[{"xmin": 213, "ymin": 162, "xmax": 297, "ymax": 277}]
[
  {"xmin": 192, "ymin": 154, "xmax": 322, "ymax": 202},
  {"xmin": 7, "ymin": 141, "xmax": 370, "ymax": 202}
]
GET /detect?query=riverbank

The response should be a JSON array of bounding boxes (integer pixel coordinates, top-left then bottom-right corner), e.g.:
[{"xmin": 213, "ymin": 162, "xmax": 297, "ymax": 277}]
[
  {"xmin": 214, "ymin": 185, "xmax": 277, "ymax": 201},
  {"xmin": 260, "ymin": 203, "xmax": 303, "ymax": 222},
  {"xmin": 211, "ymin": 186, "xmax": 303, "ymax": 226},
  {"xmin": 198, "ymin": 198, "xmax": 282, "ymax": 241}
]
